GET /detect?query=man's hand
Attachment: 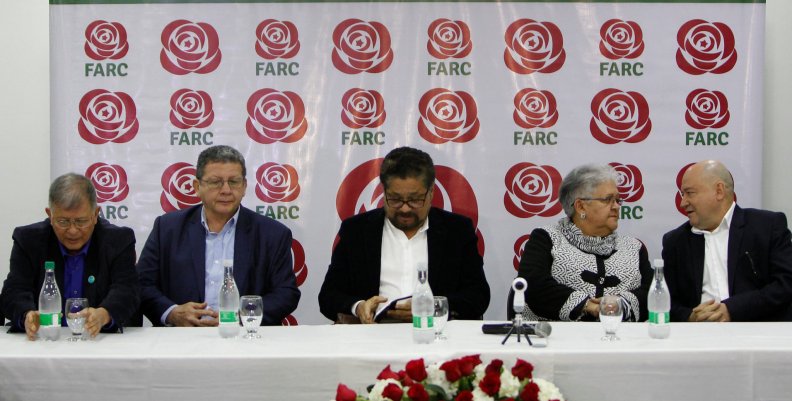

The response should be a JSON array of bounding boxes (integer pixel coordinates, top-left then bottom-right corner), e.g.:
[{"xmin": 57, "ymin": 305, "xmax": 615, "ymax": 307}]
[
  {"xmin": 166, "ymin": 302, "xmax": 219, "ymax": 327},
  {"xmin": 83, "ymin": 307, "xmax": 111, "ymax": 337},
  {"xmin": 689, "ymin": 300, "xmax": 731, "ymax": 322},
  {"xmin": 583, "ymin": 297, "xmax": 601, "ymax": 318},
  {"xmin": 24, "ymin": 310, "xmax": 40, "ymax": 341},
  {"xmin": 385, "ymin": 299, "xmax": 412, "ymax": 322},
  {"xmin": 355, "ymin": 296, "xmax": 388, "ymax": 324}
]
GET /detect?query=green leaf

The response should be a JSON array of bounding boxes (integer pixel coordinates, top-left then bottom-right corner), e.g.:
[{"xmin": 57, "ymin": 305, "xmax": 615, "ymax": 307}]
[{"xmin": 424, "ymin": 384, "xmax": 450, "ymax": 401}]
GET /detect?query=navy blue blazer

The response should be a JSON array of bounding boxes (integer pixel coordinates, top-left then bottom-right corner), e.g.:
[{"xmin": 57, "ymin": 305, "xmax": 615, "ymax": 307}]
[
  {"xmin": 662, "ymin": 206, "xmax": 792, "ymax": 321},
  {"xmin": 1, "ymin": 218, "xmax": 139, "ymax": 331},
  {"xmin": 318, "ymin": 207, "xmax": 490, "ymax": 321},
  {"xmin": 137, "ymin": 205, "xmax": 300, "ymax": 326}
]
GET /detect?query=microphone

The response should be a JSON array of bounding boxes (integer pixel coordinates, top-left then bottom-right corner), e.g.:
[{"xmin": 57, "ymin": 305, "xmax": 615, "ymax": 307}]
[{"xmin": 512, "ymin": 277, "xmax": 527, "ymax": 314}]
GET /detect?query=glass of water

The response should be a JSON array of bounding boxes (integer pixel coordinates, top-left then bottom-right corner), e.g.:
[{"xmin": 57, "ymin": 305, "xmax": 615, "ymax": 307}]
[
  {"xmin": 239, "ymin": 295, "xmax": 263, "ymax": 339},
  {"xmin": 433, "ymin": 296, "xmax": 449, "ymax": 341},
  {"xmin": 599, "ymin": 294, "xmax": 623, "ymax": 341},
  {"xmin": 65, "ymin": 298, "xmax": 88, "ymax": 341}
]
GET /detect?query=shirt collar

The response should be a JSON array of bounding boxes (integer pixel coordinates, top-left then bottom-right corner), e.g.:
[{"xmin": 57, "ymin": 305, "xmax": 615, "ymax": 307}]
[
  {"xmin": 200, "ymin": 205, "xmax": 240, "ymax": 234},
  {"xmin": 383, "ymin": 213, "xmax": 430, "ymax": 237},
  {"xmin": 57, "ymin": 238, "xmax": 91, "ymax": 257},
  {"xmin": 691, "ymin": 201, "xmax": 736, "ymax": 235}
]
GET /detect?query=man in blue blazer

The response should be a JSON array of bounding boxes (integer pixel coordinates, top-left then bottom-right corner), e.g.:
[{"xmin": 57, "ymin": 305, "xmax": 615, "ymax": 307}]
[
  {"xmin": 319, "ymin": 147, "xmax": 490, "ymax": 323},
  {"xmin": 662, "ymin": 160, "xmax": 792, "ymax": 322},
  {"xmin": 137, "ymin": 146, "xmax": 299, "ymax": 326}
]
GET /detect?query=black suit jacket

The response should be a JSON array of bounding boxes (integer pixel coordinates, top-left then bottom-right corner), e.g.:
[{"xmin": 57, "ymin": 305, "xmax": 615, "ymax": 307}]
[
  {"xmin": 662, "ymin": 206, "xmax": 792, "ymax": 321},
  {"xmin": 1, "ymin": 218, "xmax": 139, "ymax": 331},
  {"xmin": 137, "ymin": 205, "xmax": 300, "ymax": 326},
  {"xmin": 318, "ymin": 207, "xmax": 490, "ymax": 321}
]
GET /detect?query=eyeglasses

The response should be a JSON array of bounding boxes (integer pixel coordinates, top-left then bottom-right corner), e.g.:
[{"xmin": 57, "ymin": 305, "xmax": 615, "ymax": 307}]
[
  {"xmin": 579, "ymin": 195, "xmax": 625, "ymax": 206},
  {"xmin": 53, "ymin": 217, "xmax": 93, "ymax": 229},
  {"xmin": 385, "ymin": 189, "xmax": 430, "ymax": 209},
  {"xmin": 200, "ymin": 177, "xmax": 245, "ymax": 190}
]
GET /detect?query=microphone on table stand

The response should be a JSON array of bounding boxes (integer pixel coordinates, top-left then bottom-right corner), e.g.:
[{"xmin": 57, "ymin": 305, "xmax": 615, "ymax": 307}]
[{"xmin": 502, "ymin": 278, "xmax": 533, "ymax": 345}]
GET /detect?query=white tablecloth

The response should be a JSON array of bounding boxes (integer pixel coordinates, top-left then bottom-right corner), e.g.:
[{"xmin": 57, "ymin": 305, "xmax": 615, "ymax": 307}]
[{"xmin": 1, "ymin": 321, "xmax": 791, "ymax": 401}]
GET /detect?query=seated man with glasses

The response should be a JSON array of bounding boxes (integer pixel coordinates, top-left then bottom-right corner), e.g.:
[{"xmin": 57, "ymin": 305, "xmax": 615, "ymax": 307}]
[
  {"xmin": 1, "ymin": 173, "xmax": 139, "ymax": 339},
  {"xmin": 319, "ymin": 146, "xmax": 490, "ymax": 323},
  {"xmin": 137, "ymin": 145, "xmax": 299, "ymax": 327}
]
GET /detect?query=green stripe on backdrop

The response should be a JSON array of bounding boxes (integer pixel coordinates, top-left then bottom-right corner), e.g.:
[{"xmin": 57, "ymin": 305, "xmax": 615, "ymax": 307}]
[{"xmin": 50, "ymin": 0, "xmax": 766, "ymax": 5}]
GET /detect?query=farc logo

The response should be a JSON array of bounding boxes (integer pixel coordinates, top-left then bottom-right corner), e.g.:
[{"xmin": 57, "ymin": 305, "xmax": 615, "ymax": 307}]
[
  {"xmin": 256, "ymin": 19, "xmax": 300, "ymax": 59},
  {"xmin": 512, "ymin": 234, "xmax": 531, "ymax": 271},
  {"xmin": 590, "ymin": 88, "xmax": 651, "ymax": 144},
  {"xmin": 85, "ymin": 163, "xmax": 129, "ymax": 203},
  {"xmin": 599, "ymin": 19, "xmax": 644, "ymax": 60},
  {"xmin": 291, "ymin": 238, "xmax": 307, "ymax": 286},
  {"xmin": 503, "ymin": 162, "xmax": 563, "ymax": 218},
  {"xmin": 504, "ymin": 19, "xmax": 565, "ymax": 74},
  {"xmin": 78, "ymin": 89, "xmax": 138, "ymax": 144},
  {"xmin": 676, "ymin": 19, "xmax": 737, "ymax": 75},
  {"xmin": 427, "ymin": 19, "xmax": 472, "ymax": 59},
  {"xmin": 84, "ymin": 20, "xmax": 128, "ymax": 60},
  {"xmin": 513, "ymin": 88, "xmax": 558, "ymax": 129},
  {"xmin": 255, "ymin": 162, "xmax": 300, "ymax": 203},
  {"xmin": 418, "ymin": 88, "xmax": 479, "ymax": 144},
  {"xmin": 246, "ymin": 88, "xmax": 308, "ymax": 144},
  {"xmin": 170, "ymin": 89, "xmax": 214, "ymax": 129},
  {"xmin": 160, "ymin": 20, "xmax": 222, "ymax": 75},
  {"xmin": 685, "ymin": 89, "xmax": 730, "ymax": 129},
  {"xmin": 341, "ymin": 89, "xmax": 386, "ymax": 129},
  {"xmin": 332, "ymin": 19, "xmax": 393, "ymax": 74},
  {"xmin": 160, "ymin": 162, "xmax": 201, "ymax": 213},
  {"xmin": 674, "ymin": 162, "xmax": 696, "ymax": 216},
  {"xmin": 608, "ymin": 163, "xmax": 644, "ymax": 202}
]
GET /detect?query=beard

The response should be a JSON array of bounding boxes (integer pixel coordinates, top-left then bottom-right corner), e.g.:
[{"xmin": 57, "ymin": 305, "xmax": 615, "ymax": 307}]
[{"xmin": 388, "ymin": 211, "xmax": 423, "ymax": 232}]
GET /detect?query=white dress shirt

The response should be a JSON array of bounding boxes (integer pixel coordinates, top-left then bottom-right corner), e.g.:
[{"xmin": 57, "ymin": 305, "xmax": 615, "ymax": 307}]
[{"xmin": 691, "ymin": 202, "xmax": 736, "ymax": 303}]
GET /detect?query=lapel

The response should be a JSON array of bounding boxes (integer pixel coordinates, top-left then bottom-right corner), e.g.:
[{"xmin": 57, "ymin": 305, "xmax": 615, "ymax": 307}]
[
  {"xmin": 364, "ymin": 209, "xmax": 385, "ymax": 291},
  {"xmin": 187, "ymin": 208, "xmax": 207, "ymax": 302},
  {"xmin": 686, "ymin": 225, "xmax": 706, "ymax": 295},
  {"xmin": 46, "ymin": 228, "xmax": 67, "ymax": 298},
  {"xmin": 426, "ymin": 208, "xmax": 445, "ymax": 288},
  {"xmin": 726, "ymin": 205, "xmax": 746, "ymax": 291},
  {"xmin": 233, "ymin": 206, "xmax": 253, "ymax": 292},
  {"xmin": 83, "ymin": 221, "xmax": 101, "ymax": 304}
]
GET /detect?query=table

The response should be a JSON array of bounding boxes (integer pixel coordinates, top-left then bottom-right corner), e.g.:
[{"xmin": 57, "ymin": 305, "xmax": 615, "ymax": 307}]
[{"xmin": 1, "ymin": 321, "xmax": 791, "ymax": 401}]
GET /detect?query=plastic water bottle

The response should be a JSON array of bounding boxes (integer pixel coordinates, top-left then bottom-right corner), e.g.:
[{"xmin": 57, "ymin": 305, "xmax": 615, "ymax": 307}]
[
  {"xmin": 38, "ymin": 261, "xmax": 61, "ymax": 341},
  {"xmin": 411, "ymin": 263, "xmax": 434, "ymax": 344},
  {"xmin": 218, "ymin": 259, "xmax": 240, "ymax": 338},
  {"xmin": 648, "ymin": 259, "xmax": 671, "ymax": 339}
]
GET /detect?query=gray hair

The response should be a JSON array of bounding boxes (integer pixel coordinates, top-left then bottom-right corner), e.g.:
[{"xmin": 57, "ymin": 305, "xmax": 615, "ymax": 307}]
[
  {"xmin": 559, "ymin": 164, "xmax": 618, "ymax": 218},
  {"xmin": 196, "ymin": 145, "xmax": 247, "ymax": 180},
  {"xmin": 49, "ymin": 173, "xmax": 97, "ymax": 210}
]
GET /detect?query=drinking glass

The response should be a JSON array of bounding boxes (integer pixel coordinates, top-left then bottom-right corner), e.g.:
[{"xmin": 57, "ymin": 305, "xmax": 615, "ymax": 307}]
[
  {"xmin": 65, "ymin": 298, "xmax": 88, "ymax": 341},
  {"xmin": 239, "ymin": 295, "xmax": 263, "ymax": 339},
  {"xmin": 433, "ymin": 296, "xmax": 449, "ymax": 341},
  {"xmin": 599, "ymin": 295, "xmax": 623, "ymax": 341}
]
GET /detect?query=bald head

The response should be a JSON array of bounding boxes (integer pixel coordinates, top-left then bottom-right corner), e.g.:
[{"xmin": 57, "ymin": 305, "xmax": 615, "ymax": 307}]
[{"xmin": 679, "ymin": 160, "xmax": 735, "ymax": 231}]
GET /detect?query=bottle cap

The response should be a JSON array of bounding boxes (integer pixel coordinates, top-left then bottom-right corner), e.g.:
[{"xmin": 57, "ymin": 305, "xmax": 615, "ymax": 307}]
[
  {"xmin": 44, "ymin": 261, "xmax": 55, "ymax": 271},
  {"xmin": 222, "ymin": 259, "xmax": 233, "ymax": 267},
  {"xmin": 653, "ymin": 259, "xmax": 664, "ymax": 268}
]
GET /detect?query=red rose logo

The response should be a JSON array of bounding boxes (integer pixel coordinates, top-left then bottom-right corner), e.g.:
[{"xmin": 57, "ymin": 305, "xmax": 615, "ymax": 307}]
[
  {"xmin": 590, "ymin": 88, "xmax": 652, "ymax": 144},
  {"xmin": 246, "ymin": 88, "xmax": 308, "ymax": 144},
  {"xmin": 78, "ymin": 89, "xmax": 139, "ymax": 144},
  {"xmin": 513, "ymin": 88, "xmax": 558, "ymax": 129},
  {"xmin": 160, "ymin": 20, "xmax": 222, "ymax": 75},
  {"xmin": 675, "ymin": 162, "xmax": 696, "ymax": 216},
  {"xmin": 84, "ymin": 20, "xmax": 129, "ymax": 60},
  {"xmin": 255, "ymin": 19, "xmax": 300, "ymax": 60},
  {"xmin": 685, "ymin": 89, "xmax": 730, "ymax": 129},
  {"xmin": 504, "ymin": 162, "xmax": 563, "ymax": 218},
  {"xmin": 504, "ymin": 19, "xmax": 565, "ymax": 74},
  {"xmin": 341, "ymin": 88, "xmax": 386, "ymax": 129},
  {"xmin": 427, "ymin": 19, "xmax": 472, "ymax": 59},
  {"xmin": 418, "ymin": 88, "xmax": 479, "ymax": 144},
  {"xmin": 160, "ymin": 162, "xmax": 201, "ymax": 213},
  {"xmin": 676, "ymin": 19, "xmax": 737, "ymax": 75},
  {"xmin": 599, "ymin": 19, "xmax": 644, "ymax": 60},
  {"xmin": 513, "ymin": 234, "xmax": 531, "ymax": 271},
  {"xmin": 255, "ymin": 162, "xmax": 300, "ymax": 203},
  {"xmin": 169, "ymin": 89, "xmax": 214, "ymax": 129},
  {"xmin": 281, "ymin": 315, "xmax": 298, "ymax": 326},
  {"xmin": 332, "ymin": 19, "xmax": 394, "ymax": 74},
  {"xmin": 608, "ymin": 163, "xmax": 644, "ymax": 202},
  {"xmin": 291, "ymin": 238, "xmax": 307, "ymax": 286},
  {"xmin": 85, "ymin": 163, "xmax": 129, "ymax": 203}
]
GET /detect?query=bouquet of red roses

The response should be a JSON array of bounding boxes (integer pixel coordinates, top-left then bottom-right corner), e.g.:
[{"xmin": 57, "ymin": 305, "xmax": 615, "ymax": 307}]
[{"xmin": 335, "ymin": 354, "xmax": 564, "ymax": 401}]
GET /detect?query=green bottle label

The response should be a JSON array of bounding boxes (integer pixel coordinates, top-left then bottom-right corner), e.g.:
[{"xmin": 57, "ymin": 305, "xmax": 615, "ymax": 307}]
[
  {"xmin": 39, "ymin": 312, "xmax": 59, "ymax": 327},
  {"xmin": 649, "ymin": 311, "xmax": 669, "ymax": 324},
  {"xmin": 412, "ymin": 316, "xmax": 434, "ymax": 329},
  {"xmin": 219, "ymin": 310, "xmax": 238, "ymax": 324}
]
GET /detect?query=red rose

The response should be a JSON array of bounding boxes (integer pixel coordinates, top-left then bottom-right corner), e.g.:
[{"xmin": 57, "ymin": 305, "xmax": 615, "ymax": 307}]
[
  {"xmin": 478, "ymin": 372, "xmax": 501, "ymax": 397},
  {"xmin": 85, "ymin": 163, "xmax": 129, "ymax": 203},
  {"xmin": 590, "ymin": 88, "xmax": 652, "ymax": 144},
  {"xmin": 485, "ymin": 359, "xmax": 504, "ymax": 376},
  {"xmin": 160, "ymin": 162, "xmax": 201, "ymax": 213},
  {"xmin": 427, "ymin": 19, "xmax": 472, "ymax": 59},
  {"xmin": 519, "ymin": 381, "xmax": 540, "ymax": 401},
  {"xmin": 335, "ymin": 384, "xmax": 357, "ymax": 401},
  {"xmin": 397, "ymin": 370, "xmax": 415, "ymax": 387},
  {"xmin": 685, "ymin": 89, "xmax": 730, "ymax": 129},
  {"xmin": 341, "ymin": 88, "xmax": 386, "ymax": 129},
  {"xmin": 459, "ymin": 355, "xmax": 482, "ymax": 376},
  {"xmin": 513, "ymin": 88, "xmax": 558, "ymax": 129},
  {"xmin": 255, "ymin": 162, "xmax": 300, "ymax": 203},
  {"xmin": 418, "ymin": 88, "xmax": 479, "ymax": 144},
  {"xmin": 511, "ymin": 359, "xmax": 534, "ymax": 381},
  {"xmin": 503, "ymin": 162, "xmax": 563, "ymax": 219},
  {"xmin": 513, "ymin": 234, "xmax": 531, "ymax": 271},
  {"xmin": 84, "ymin": 20, "xmax": 128, "ymax": 60},
  {"xmin": 676, "ymin": 19, "xmax": 737, "ymax": 75},
  {"xmin": 454, "ymin": 390, "xmax": 474, "ymax": 401},
  {"xmin": 170, "ymin": 89, "xmax": 214, "ymax": 129},
  {"xmin": 377, "ymin": 365, "xmax": 400, "ymax": 381},
  {"xmin": 599, "ymin": 19, "xmax": 644, "ymax": 60},
  {"xmin": 407, "ymin": 383, "xmax": 429, "ymax": 401},
  {"xmin": 440, "ymin": 360, "xmax": 462, "ymax": 382},
  {"xmin": 405, "ymin": 358, "xmax": 428, "ymax": 382},
  {"xmin": 332, "ymin": 19, "xmax": 393, "ymax": 74},
  {"xmin": 246, "ymin": 88, "xmax": 308, "ymax": 144},
  {"xmin": 291, "ymin": 239, "xmax": 307, "ymax": 287},
  {"xmin": 160, "ymin": 20, "xmax": 222, "ymax": 75},
  {"xmin": 674, "ymin": 162, "xmax": 696, "ymax": 216},
  {"xmin": 77, "ymin": 89, "xmax": 139, "ymax": 144},
  {"xmin": 504, "ymin": 19, "xmax": 565, "ymax": 74},
  {"xmin": 255, "ymin": 19, "xmax": 300, "ymax": 60},
  {"xmin": 609, "ymin": 163, "xmax": 644, "ymax": 203},
  {"xmin": 382, "ymin": 383, "xmax": 403, "ymax": 401}
]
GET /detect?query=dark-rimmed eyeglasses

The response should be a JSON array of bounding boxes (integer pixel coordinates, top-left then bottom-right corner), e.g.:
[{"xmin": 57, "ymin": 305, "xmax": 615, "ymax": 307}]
[{"xmin": 385, "ymin": 189, "xmax": 430, "ymax": 209}]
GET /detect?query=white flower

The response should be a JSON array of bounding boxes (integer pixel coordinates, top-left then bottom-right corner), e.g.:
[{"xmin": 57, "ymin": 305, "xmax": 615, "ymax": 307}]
[
  {"xmin": 498, "ymin": 369, "xmax": 521, "ymax": 398},
  {"xmin": 367, "ymin": 379, "xmax": 401, "ymax": 401},
  {"xmin": 426, "ymin": 362, "xmax": 456, "ymax": 395},
  {"xmin": 533, "ymin": 378, "xmax": 566, "ymax": 401},
  {"xmin": 471, "ymin": 387, "xmax": 495, "ymax": 401},
  {"xmin": 471, "ymin": 364, "xmax": 487, "ymax": 386}
]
